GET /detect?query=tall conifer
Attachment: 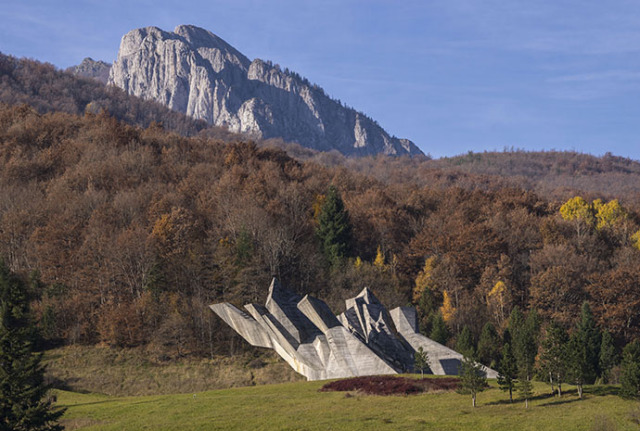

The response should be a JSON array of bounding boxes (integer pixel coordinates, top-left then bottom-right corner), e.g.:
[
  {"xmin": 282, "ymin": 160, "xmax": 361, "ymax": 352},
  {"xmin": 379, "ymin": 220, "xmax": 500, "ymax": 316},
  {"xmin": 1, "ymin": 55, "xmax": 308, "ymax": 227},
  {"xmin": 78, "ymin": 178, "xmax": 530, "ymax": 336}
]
[
  {"xmin": 316, "ymin": 185, "xmax": 352, "ymax": 267},
  {"xmin": 0, "ymin": 262, "xmax": 64, "ymax": 430},
  {"xmin": 497, "ymin": 339, "xmax": 518, "ymax": 403}
]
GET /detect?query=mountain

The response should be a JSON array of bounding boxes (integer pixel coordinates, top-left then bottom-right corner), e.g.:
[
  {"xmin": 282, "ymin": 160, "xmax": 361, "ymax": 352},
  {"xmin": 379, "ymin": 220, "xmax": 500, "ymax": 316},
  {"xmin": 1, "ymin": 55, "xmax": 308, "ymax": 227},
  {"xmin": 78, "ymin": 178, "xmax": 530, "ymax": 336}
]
[
  {"xmin": 66, "ymin": 57, "xmax": 111, "ymax": 84},
  {"xmin": 108, "ymin": 25, "xmax": 422, "ymax": 157}
]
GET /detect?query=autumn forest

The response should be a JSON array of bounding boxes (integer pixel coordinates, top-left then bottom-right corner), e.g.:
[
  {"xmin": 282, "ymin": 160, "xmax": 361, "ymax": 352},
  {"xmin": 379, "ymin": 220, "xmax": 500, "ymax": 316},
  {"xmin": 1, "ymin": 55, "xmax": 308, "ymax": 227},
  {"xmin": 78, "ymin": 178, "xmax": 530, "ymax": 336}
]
[{"xmin": 1, "ymin": 53, "xmax": 640, "ymax": 377}]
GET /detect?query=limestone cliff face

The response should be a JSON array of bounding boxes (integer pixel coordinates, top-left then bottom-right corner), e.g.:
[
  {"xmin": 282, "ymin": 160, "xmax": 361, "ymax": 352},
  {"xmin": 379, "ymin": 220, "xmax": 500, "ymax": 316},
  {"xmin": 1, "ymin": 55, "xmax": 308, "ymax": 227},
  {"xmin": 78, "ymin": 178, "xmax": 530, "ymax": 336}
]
[
  {"xmin": 109, "ymin": 25, "xmax": 422, "ymax": 156},
  {"xmin": 67, "ymin": 58, "xmax": 111, "ymax": 84}
]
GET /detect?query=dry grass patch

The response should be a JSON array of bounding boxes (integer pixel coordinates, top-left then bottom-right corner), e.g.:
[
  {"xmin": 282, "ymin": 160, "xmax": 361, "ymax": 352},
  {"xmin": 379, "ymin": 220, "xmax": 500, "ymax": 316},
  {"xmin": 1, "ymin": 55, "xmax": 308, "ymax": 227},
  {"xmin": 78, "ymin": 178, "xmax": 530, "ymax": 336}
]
[{"xmin": 45, "ymin": 345, "xmax": 302, "ymax": 396}]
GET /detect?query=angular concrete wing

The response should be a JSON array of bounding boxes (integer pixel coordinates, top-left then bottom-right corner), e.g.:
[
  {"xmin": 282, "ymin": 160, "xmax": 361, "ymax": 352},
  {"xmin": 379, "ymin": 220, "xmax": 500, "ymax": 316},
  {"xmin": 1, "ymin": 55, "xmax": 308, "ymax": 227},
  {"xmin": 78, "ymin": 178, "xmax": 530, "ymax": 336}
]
[
  {"xmin": 390, "ymin": 307, "xmax": 499, "ymax": 378},
  {"xmin": 339, "ymin": 288, "xmax": 414, "ymax": 372},
  {"xmin": 208, "ymin": 303, "xmax": 272, "ymax": 348},
  {"xmin": 210, "ymin": 279, "xmax": 498, "ymax": 381}
]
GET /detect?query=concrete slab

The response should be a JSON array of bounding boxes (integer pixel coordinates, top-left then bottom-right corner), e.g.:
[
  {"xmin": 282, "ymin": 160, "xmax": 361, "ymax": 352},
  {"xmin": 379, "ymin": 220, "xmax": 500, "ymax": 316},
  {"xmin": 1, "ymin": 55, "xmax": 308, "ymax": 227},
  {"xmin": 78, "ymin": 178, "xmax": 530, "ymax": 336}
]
[{"xmin": 209, "ymin": 279, "xmax": 498, "ymax": 381}]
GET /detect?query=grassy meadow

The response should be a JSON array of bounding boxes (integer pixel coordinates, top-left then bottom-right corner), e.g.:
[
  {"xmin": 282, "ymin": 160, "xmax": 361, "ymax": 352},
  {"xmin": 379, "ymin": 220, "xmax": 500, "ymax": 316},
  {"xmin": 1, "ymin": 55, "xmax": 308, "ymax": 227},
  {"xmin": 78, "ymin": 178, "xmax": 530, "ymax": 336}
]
[{"xmin": 57, "ymin": 378, "xmax": 640, "ymax": 431}]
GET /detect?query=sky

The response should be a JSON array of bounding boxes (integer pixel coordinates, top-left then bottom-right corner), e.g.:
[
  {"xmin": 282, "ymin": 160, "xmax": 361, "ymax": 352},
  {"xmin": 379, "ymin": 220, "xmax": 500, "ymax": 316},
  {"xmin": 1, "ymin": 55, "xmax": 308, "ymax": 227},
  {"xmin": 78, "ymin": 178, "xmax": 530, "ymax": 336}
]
[{"xmin": 2, "ymin": 0, "xmax": 640, "ymax": 160}]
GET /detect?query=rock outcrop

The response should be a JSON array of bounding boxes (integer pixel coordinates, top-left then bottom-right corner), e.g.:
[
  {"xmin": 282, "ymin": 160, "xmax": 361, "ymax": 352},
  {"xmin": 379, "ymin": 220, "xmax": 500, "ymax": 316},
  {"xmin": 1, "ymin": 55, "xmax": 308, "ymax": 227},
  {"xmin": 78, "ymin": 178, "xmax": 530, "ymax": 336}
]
[
  {"xmin": 109, "ymin": 25, "xmax": 422, "ymax": 157},
  {"xmin": 67, "ymin": 57, "xmax": 111, "ymax": 84},
  {"xmin": 210, "ymin": 279, "xmax": 498, "ymax": 381}
]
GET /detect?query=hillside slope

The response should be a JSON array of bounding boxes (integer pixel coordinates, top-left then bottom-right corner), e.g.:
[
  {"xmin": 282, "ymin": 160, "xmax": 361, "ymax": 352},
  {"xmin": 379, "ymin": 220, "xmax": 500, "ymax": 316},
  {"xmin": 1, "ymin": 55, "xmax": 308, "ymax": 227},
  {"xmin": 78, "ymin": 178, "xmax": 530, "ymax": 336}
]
[{"xmin": 0, "ymin": 52, "xmax": 214, "ymax": 137}]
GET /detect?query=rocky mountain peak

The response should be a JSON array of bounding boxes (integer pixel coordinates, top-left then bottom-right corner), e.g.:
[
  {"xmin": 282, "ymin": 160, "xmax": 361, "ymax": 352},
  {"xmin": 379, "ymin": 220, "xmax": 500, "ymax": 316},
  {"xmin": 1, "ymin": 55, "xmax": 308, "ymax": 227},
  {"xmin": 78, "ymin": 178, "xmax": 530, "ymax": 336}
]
[
  {"xmin": 173, "ymin": 25, "xmax": 249, "ymax": 65},
  {"xmin": 108, "ymin": 25, "xmax": 423, "ymax": 157},
  {"xmin": 66, "ymin": 57, "xmax": 111, "ymax": 84}
]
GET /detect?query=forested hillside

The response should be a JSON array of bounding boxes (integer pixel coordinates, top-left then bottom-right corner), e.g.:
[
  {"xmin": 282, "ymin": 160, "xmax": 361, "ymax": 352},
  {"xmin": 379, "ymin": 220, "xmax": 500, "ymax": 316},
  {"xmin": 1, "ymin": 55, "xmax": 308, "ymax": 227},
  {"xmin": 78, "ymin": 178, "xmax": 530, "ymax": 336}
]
[
  {"xmin": 1, "ymin": 103, "xmax": 640, "ymax": 363},
  {"xmin": 429, "ymin": 150, "xmax": 640, "ymax": 200},
  {"xmin": 0, "ymin": 52, "xmax": 235, "ymax": 140},
  {"xmin": 327, "ymin": 151, "xmax": 640, "ymax": 204}
]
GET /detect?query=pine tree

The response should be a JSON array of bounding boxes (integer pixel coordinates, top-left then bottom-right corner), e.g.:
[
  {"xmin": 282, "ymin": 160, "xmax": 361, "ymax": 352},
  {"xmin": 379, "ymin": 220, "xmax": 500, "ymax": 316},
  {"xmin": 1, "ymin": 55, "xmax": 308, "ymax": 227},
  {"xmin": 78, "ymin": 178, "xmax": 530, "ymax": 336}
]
[
  {"xmin": 456, "ymin": 325, "xmax": 475, "ymax": 357},
  {"xmin": 477, "ymin": 322, "xmax": 500, "ymax": 368},
  {"xmin": 516, "ymin": 370, "xmax": 534, "ymax": 408},
  {"xmin": 429, "ymin": 312, "xmax": 450, "ymax": 345},
  {"xmin": 598, "ymin": 331, "xmax": 617, "ymax": 384},
  {"xmin": 414, "ymin": 347, "xmax": 430, "ymax": 377},
  {"xmin": 539, "ymin": 321, "xmax": 568, "ymax": 396},
  {"xmin": 567, "ymin": 302, "xmax": 602, "ymax": 398},
  {"xmin": 576, "ymin": 302, "xmax": 601, "ymax": 384},
  {"xmin": 620, "ymin": 340, "xmax": 640, "ymax": 399},
  {"xmin": 511, "ymin": 308, "xmax": 539, "ymax": 408},
  {"xmin": 315, "ymin": 185, "xmax": 352, "ymax": 267},
  {"xmin": 457, "ymin": 353, "xmax": 487, "ymax": 407},
  {"xmin": 498, "ymin": 340, "xmax": 517, "ymax": 402},
  {"xmin": 0, "ymin": 261, "xmax": 64, "ymax": 430}
]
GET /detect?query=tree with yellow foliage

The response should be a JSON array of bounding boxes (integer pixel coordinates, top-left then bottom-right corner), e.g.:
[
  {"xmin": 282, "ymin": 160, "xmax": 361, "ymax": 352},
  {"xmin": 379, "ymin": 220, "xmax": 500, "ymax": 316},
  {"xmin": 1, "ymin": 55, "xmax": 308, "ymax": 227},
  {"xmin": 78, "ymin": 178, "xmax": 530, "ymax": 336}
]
[
  {"xmin": 440, "ymin": 290, "xmax": 456, "ymax": 323},
  {"xmin": 413, "ymin": 257, "xmax": 436, "ymax": 304},
  {"xmin": 373, "ymin": 245, "xmax": 386, "ymax": 271},
  {"xmin": 560, "ymin": 197, "xmax": 628, "ymax": 237},
  {"xmin": 559, "ymin": 196, "xmax": 595, "ymax": 239},
  {"xmin": 354, "ymin": 256, "xmax": 363, "ymax": 269},
  {"xmin": 594, "ymin": 199, "xmax": 627, "ymax": 230},
  {"xmin": 632, "ymin": 230, "xmax": 640, "ymax": 250},
  {"xmin": 487, "ymin": 280, "xmax": 507, "ymax": 328}
]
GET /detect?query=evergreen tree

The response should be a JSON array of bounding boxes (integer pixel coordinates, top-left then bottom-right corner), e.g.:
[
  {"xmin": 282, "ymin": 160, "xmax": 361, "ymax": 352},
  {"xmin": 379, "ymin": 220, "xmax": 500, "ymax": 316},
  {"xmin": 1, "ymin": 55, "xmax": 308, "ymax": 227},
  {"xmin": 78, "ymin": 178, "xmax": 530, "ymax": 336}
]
[
  {"xmin": 511, "ymin": 309, "xmax": 539, "ymax": 408},
  {"xmin": 0, "ymin": 261, "xmax": 64, "ymax": 430},
  {"xmin": 456, "ymin": 325, "xmax": 475, "ymax": 357},
  {"xmin": 598, "ymin": 331, "xmax": 617, "ymax": 384},
  {"xmin": 457, "ymin": 353, "xmax": 487, "ymax": 407},
  {"xmin": 498, "ymin": 340, "xmax": 517, "ymax": 402},
  {"xmin": 576, "ymin": 301, "xmax": 601, "ymax": 384},
  {"xmin": 414, "ymin": 346, "xmax": 430, "ymax": 377},
  {"xmin": 539, "ymin": 321, "xmax": 568, "ymax": 396},
  {"xmin": 516, "ymin": 371, "xmax": 534, "ymax": 408},
  {"xmin": 477, "ymin": 322, "xmax": 500, "ymax": 368},
  {"xmin": 315, "ymin": 185, "xmax": 352, "ymax": 267},
  {"xmin": 429, "ymin": 312, "xmax": 450, "ymax": 345},
  {"xmin": 567, "ymin": 302, "xmax": 602, "ymax": 398},
  {"xmin": 508, "ymin": 307, "xmax": 524, "ymax": 339},
  {"xmin": 234, "ymin": 228, "xmax": 253, "ymax": 266},
  {"xmin": 567, "ymin": 333, "xmax": 587, "ymax": 399},
  {"xmin": 620, "ymin": 340, "xmax": 640, "ymax": 399}
]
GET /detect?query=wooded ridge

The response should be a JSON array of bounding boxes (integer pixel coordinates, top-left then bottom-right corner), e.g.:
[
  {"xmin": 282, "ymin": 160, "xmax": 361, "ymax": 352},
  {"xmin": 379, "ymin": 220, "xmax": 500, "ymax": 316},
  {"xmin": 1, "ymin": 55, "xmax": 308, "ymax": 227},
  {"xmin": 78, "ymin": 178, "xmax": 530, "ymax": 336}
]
[{"xmin": 1, "ymin": 52, "xmax": 640, "ymax": 374}]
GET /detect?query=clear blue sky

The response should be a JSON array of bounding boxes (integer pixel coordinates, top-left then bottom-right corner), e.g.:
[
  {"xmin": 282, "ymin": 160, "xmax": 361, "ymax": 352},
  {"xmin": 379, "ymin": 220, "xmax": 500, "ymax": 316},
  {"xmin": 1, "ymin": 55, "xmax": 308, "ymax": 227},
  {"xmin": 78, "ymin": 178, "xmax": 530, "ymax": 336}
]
[{"xmin": 2, "ymin": 0, "xmax": 640, "ymax": 160}]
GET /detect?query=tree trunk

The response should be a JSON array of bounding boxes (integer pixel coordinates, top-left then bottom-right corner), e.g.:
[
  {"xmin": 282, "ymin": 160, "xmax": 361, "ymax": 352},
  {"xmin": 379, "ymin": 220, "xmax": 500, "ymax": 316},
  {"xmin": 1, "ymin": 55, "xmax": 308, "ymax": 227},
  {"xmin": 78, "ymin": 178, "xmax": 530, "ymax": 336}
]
[
  {"xmin": 557, "ymin": 380, "xmax": 562, "ymax": 397},
  {"xmin": 509, "ymin": 387, "xmax": 513, "ymax": 403},
  {"xmin": 549, "ymin": 371, "xmax": 555, "ymax": 395},
  {"xmin": 472, "ymin": 393, "xmax": 476, "ymax": 408},
  {"xmin": 577, "ymin": 384, "xmax": 583, "ymax": 399},
  {"xmin": 525, "ymin": 398, "xmax": 528, "ymax": 409}
]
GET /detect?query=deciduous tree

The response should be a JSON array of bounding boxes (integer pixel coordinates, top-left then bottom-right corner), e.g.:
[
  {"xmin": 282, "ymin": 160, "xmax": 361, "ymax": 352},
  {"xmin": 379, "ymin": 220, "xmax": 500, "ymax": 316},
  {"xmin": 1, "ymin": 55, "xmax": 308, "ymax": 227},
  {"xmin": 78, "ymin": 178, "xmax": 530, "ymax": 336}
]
[{"xmin": 414, "ymin": 346, "xmax": 429, "ymax": 377}]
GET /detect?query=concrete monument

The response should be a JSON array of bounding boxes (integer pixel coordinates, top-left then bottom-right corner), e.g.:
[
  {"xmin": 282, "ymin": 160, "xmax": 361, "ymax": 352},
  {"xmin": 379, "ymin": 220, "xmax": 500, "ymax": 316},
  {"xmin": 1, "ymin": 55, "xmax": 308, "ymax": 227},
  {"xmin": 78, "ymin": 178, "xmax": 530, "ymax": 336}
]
[{"xmin": 210, "ymin": 279, "xmax": 498, "ymax": 380}]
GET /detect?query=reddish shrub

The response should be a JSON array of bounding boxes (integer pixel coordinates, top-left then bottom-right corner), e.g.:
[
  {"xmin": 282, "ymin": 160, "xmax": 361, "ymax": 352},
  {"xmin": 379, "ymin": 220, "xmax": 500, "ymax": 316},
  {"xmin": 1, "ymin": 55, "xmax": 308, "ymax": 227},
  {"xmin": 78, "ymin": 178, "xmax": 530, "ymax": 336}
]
[{"xmin": 319, "ymin": 376, "xmax": 460, "ymax": 396}]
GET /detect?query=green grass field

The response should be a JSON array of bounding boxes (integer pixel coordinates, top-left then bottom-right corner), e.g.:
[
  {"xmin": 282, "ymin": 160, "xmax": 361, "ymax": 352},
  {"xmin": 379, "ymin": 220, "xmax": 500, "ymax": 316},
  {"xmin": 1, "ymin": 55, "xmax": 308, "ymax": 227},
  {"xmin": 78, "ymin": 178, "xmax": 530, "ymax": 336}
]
[{"xmin": 57, "ymin": 378, "xmax": 640, "ymax": 431}]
